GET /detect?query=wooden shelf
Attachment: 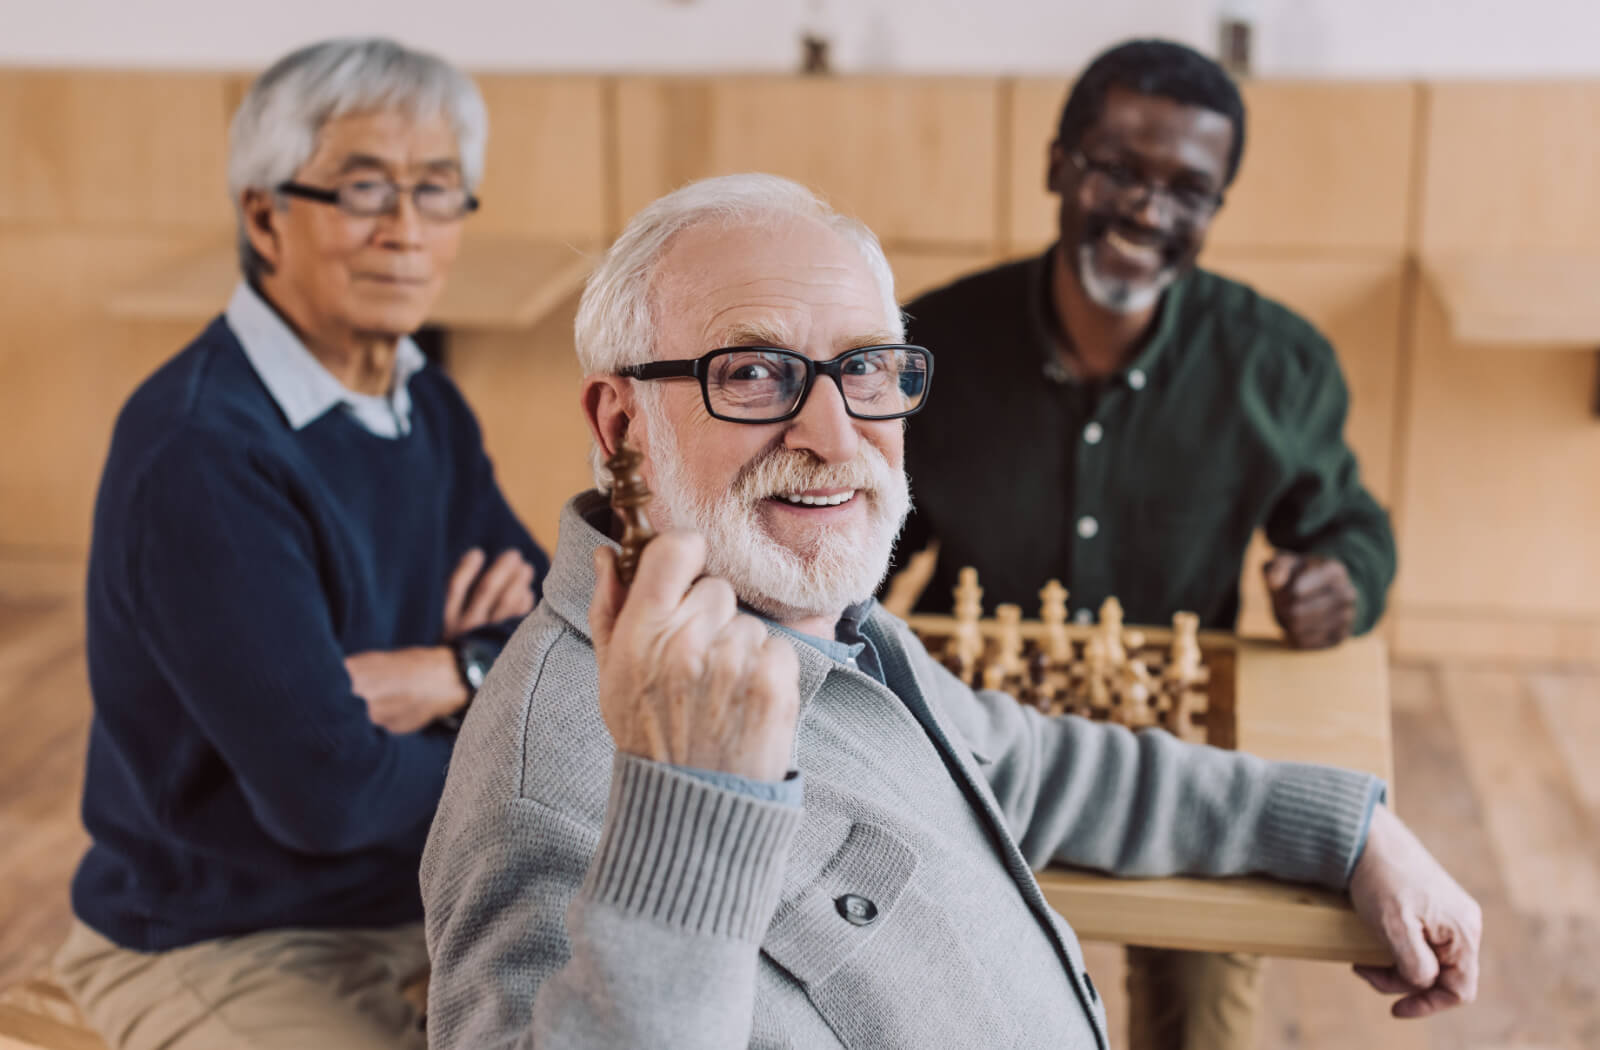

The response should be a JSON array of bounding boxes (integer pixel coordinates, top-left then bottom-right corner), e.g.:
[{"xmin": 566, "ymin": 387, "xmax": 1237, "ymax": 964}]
[
  {"xmin": 106, "ymin": 235, "xmax": 596, "ymax": 331},
  {"xmin": 1424, "ymin": 255, "xmax": 1600, "ymax": 347}
]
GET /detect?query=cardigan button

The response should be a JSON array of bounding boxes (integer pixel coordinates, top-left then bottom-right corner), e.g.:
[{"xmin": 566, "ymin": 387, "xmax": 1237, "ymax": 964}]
[{"xmin": 835, "ymin": 894, "xmax": 878, "ymax": 926}]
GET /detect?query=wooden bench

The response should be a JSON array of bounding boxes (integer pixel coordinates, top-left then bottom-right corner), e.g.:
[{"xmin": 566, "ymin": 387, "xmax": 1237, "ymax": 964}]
[{"xmin": 0, "ymin": 975, "xmax": 108, "ymax": 1050}]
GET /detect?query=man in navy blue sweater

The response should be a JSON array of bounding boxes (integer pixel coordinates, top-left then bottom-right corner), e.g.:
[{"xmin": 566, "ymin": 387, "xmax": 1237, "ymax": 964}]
[{"xmin": 54, "ymin": 38, "xmax": 548, "ymax": 1050}]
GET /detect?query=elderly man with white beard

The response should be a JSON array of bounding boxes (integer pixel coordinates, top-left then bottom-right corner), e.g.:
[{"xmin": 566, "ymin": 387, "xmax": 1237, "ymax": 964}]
[{"xmin": 419, "ymin": 174, "xmax": 1480, "ymax": 1050}]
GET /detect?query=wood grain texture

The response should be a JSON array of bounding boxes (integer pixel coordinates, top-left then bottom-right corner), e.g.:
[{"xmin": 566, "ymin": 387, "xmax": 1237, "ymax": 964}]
[
  {"xmin": 1423, "ymin": 255, "xmax": 1600, "ymax": 346},
  {"xmin": 447, "ymin": 300, "xmax": 594, "ymax": 548},
  {"xmin": 1006, "ymin": 79, "xmax": 1418, "ymax": 254},
  {"xmin": 615, "ymin": 76, "xmax": 1001, "ymax": 247},
  {"xmin": 1420, "ymin": 81, "xmax": 1600, "ymax": 254},
  {"xmin": 1393, "ymin": 278, "xmax": 1600, "ymax": 625},
  {"xmin": 0, "ymin": 231, "xmax": 216, "ymax": 555},
  {"xmin": 0, "ymin": 70, "xmax": 232, "ymax": 231},
  {"xmin": 469, "ymin": 75, "xmax": 610, "ymax": 242}
]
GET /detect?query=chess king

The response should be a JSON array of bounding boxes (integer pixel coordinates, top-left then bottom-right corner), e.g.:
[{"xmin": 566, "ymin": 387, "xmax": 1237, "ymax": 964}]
[
  {"xmin": 889, "ymin": 38, "xmax": 1399, "ymax": 1050},
  {"xmin": 419, "ymin": 173, "xmax": 1478, "ymax": 1050}
]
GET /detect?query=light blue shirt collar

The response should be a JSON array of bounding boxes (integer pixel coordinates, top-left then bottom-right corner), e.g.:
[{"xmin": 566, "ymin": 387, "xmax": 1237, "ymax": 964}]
[{"xmin": 224, "ymin": 281, "xmax": 427, "ymax": 439}]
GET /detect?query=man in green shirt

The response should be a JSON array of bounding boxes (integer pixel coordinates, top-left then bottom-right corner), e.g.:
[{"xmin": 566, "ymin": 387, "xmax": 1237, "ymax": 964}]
[{"xmin": 891, "ymin": 39, "xmax": 1397, "ymax": 1050}]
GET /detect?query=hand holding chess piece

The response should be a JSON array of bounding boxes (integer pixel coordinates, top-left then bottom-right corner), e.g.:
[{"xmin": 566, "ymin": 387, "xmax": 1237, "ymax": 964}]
[{"xmin": 589, "ymin": 437, "xmax": 800, "ymax": 780}]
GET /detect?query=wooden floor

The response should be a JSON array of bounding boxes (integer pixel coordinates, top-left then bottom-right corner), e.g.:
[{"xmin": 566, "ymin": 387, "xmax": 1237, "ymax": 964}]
[{"xmin": 1, "ymin": 591, "xmax": 1596, "ymax": 1048}]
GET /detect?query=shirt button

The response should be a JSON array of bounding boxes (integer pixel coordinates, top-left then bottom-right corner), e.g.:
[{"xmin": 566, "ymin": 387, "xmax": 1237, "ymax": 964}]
[
  {"xmin": 1127, "ymin": 368, "xmax": 1147, "ymax": 390},
  {"xmin": 1083, "ymin": 422, "xmax": 1104, "ymax": 445},
  {"xmin": 835, "ymin": 894, "xmax": 878, "ymax": 926},
  {"xmin": 1077, "ymin": 515, "xmax": 1099, "ymax": 539},
  {"xmin": 1074, "ymin": 608, "xmax": 1094, "ymax": 625}
]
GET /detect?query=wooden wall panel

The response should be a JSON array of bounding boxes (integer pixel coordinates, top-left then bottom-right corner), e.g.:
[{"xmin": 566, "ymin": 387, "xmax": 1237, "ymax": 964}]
[
  {"xmin": 0, "ymin": 232, "xmax": 215, "ymax": 553},
  {"xmin": 1007, "ymin": 80, "xmax": 1419, "ymax": 255},
  {"xmin": 469, "ymin": 76, "xmax": 610, "ymax": 241},
  {"xmin": 448, "ymin": 304, "xmax": 594, "ymax": 548},
  {"xmin": 1394, "ymin": 280, "xmax": 1600, "ymax": 622},
  {"xmin": 888, "ymin": 251, "xmax": 996, "ymax": 304},
  {"xmin": 615, "ymin": 77, "xmax": 1000, "ymax": 247},
  {"xmin": 0, "ymin": 71, "xmax": 232, "ymax": 230},
  {"xmin": 1420, "ymin": 82, "xmax": 1600, "ymax": 253}
]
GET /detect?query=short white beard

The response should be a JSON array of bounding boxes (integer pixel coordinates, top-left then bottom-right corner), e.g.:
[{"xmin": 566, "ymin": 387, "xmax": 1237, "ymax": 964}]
[
  {"xmin": 1076, "ymin": 241, "xmax": 1175, "ymax": 315},
  {"xmin": 635, "ymin": 393, "xmax": 911, "ymax": 624}
]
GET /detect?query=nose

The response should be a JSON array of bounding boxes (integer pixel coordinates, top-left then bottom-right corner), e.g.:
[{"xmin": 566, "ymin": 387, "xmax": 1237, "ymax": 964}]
[
  {"xmin": 373, "ymin": 189, "xmax": 425, "ymax": 249},
  {"xmin": 783, "ymin": 374, "xmax": 861, "ymax": 464},
  {"xmin": 1124, "ymin": 184, "xmax": 1170, "ymax": 230}
]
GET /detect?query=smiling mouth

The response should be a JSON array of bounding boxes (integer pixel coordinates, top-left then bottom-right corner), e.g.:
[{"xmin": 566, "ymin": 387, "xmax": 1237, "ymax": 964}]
[
  {"xmin": 772, "ymin": 490, "xmax": 858, "ymax": 507},
  {"xmin": 1101, "ymin": 229, "xmax": 1166, "ymax": 269}
]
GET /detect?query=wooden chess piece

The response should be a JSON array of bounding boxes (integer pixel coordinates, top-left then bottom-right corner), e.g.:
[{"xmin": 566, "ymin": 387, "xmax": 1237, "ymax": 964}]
[
  {"xmin": 606, "ymin": 438, "xmax": 656, "ymax": 587},
  {"xmin": 1098, "ymin": 596, "xmax": 1128, "ymax": 666},
  {"xmin": 1038, "ymin": 579, "xmax": 1071, "ymax": 662},
  {"xmin": 952, "ymin": 567, "xmax": 985, "ymax": 678},
  {"xmin": 994, "ymin": 603, "xmax": 1024, "ymax": 677}
]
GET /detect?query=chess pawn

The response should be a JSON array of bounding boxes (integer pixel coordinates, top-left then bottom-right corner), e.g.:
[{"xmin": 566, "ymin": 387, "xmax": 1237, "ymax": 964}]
[
  {"xmin": 1167, "ymin": 611, "xmax": 1205, "ymax": 687},
  {"xmin": 1098, "ymin": 596, "xmax": 1127, "ymax": 666},
  {"xmin": 1038, "ymin": 579, "xmax": 1071, "ymax": 662},
  {"xmin": 994, "ymin": 603, "xmax": 1024, "ymax": 676},
  {"xmin": 952, "ymin": 567, "xmax": 985, "ymax": 679},
  {"xmin": 1084, "ymin": 633, "xmax": 1111, "ymax": 711}
]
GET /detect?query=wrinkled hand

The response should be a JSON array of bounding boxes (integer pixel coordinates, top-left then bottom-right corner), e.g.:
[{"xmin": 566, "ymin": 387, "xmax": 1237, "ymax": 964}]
[
  {"xmin": 442, "ymin": 547, "xmax": 537, "ymax": 641},
  {"xmin": 1349, "ymin": 804, "xmax": 1482, "ymax": 1018},
  {"xmin": 589, "ymin": 531, "xmax": 799, "ymax": 781},
  {"xmin": 345, "ymin": 647, "xmax": 469, "ymax": 734},
  {"xmin": 1264, "ymin": 552, "xmax": 1357, "ymax": 649}
]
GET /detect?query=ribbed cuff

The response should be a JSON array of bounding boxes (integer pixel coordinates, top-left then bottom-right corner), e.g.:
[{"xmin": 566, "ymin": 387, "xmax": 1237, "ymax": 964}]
[
  {"xmin": 1250, "ymin": 762, "xmax": 1387, "ymax": 889},
  {"xmin": 585, "ymin": 753, "xmax": 802, "ymax": 941}
]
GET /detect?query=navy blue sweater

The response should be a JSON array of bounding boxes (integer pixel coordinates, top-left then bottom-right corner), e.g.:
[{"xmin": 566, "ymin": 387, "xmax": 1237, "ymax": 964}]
[{"xmin": 73, "ymin": 317, "xmax": 548, "ymax": 951}]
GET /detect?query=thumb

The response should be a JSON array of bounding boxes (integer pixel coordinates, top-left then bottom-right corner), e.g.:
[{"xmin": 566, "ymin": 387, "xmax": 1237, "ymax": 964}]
[
  {"xmin": 1388, "ymin": 909, "xmax": 1442, "ymax": 990},
  {"xmin": 1264, "ymin": 552, "xmax": 1300, "ymax": 591},
  {"xmin": 589, "ymin": 547, "xmax": 625, "ymax": 656}
]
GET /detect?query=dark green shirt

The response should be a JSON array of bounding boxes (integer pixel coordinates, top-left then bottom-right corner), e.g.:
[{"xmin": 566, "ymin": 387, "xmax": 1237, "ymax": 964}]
[{"xmin": 895, "ymin": 249, "xmax": 1395, "ymax": 633}]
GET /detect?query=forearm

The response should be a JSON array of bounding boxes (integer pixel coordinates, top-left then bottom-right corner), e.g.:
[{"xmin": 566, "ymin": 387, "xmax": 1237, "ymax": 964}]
[
  {"xmin": 531, "ymin": 755, "xmax": 800, "ymax": 1049},
  {"xmin": 984, "ymin": 700, "xmax": 1382, "ymax": 887}
]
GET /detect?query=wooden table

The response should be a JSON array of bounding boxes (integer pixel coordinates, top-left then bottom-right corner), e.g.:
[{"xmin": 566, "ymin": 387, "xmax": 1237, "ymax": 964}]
[
  {"xmin": 106, "ymin": 235, "xmax": 595, "ymax": 330},
  {"xmin": 1035, "ymin": 633, "xmax": 1394, "ymax": 964}
]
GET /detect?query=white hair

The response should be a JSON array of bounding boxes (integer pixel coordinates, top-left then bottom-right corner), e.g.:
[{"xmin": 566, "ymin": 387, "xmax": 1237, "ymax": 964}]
[
  {"xmin": 227, "ymin": 37, "xmax": 489, "ymax": 278},
  {"xmin": 576, "ymin": 173, "xmax": 904, "ymax": 489}
]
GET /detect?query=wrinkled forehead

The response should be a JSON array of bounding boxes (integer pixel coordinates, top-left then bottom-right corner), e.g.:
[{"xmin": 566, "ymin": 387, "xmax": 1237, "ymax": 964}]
[{"xmin": 649, "ymin": 217, "xmax": 899, "ymax": 359}]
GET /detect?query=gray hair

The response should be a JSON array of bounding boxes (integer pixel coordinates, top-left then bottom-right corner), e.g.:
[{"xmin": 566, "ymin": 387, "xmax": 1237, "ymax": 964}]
[
  {"xmin": 575, "ymin": 173, "xmax": 904, "ymax": 489},
  {"xmin": 227, "ymin": 37, "xmax": 489, "ymax": 279}
]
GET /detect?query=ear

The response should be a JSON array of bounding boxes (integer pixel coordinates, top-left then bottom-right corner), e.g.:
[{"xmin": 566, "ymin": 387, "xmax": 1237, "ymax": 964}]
[
  {"xmin": 1046, "ymin": 140, "xmax": 1069, "ymax": 195},
  {"xmin": 241, "ymin": 188, "xmax": 284, "ymax": 272},
  {"xmin": 582, "ymin": 375, "xmax": 635, "ymax": 462}
]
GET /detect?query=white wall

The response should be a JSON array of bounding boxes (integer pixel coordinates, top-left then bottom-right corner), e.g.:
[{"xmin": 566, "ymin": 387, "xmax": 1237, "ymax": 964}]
[{"xmin": 4, "ymin": 0, "xmax": 1600, "ymax": 76}]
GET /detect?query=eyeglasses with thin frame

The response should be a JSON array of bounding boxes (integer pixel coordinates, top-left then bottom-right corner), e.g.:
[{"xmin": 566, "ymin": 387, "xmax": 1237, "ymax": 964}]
[
  {"xmin": 617, "ymin": 344, "xmax": 934, "ymax": 424},
  {"xmin": 276, "ymin": 179, "xmax": 481, "ymax": 221},
  {"xmin": 1068, "ymin": 150, "xmax": 1224, "ymax": 221}
]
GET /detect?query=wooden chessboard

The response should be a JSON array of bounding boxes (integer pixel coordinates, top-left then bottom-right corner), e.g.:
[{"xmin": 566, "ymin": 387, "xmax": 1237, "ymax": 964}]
[{"xmin": 906, "ymin": 612, "xmax": 1240, "ymax": 750}]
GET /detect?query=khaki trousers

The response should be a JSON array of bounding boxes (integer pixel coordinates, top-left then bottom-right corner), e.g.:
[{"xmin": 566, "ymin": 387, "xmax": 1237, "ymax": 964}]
[
  {"xmin": 1125, "ymin": 947, "xmax": 1263, "ymax": 1050},
  {"xmin": 53, "ymin": 920, "xmax": 429, "ymax": 1050}
]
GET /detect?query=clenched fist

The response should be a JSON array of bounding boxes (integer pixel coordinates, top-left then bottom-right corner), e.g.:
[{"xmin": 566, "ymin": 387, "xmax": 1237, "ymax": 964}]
[{"xmin": 588, "ymin": 531, "xmax": 800, "ymax": 782}]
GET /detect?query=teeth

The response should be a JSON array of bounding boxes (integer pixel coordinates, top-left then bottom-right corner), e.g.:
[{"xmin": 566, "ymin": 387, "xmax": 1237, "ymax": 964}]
[
  {"xmin": 1104, "ymin": 230, "xmax": 1161, "ymax": 263},
  {"xmin": 777, "ymin": 491, "xmax": 856, "ymax": 507}
]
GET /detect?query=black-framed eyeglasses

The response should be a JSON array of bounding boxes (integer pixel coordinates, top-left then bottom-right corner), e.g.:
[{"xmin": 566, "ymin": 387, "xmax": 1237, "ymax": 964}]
[
  {"xmin": 1068, "ymin": 151, "xmax": 1224, "ymax": 221},
  {"xmin": 617, "ymin": 344, "xmax": 934, "ymax": 424},
  {"xmin": 276, "ymin": 180, "xmax": 480, "ymax": 221}
]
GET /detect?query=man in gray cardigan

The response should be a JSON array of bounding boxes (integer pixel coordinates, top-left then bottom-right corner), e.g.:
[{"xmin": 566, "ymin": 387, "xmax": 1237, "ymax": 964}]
[{"xmin": 421, "ymin": 174, "xmax": 1480, "ymax": 1049}]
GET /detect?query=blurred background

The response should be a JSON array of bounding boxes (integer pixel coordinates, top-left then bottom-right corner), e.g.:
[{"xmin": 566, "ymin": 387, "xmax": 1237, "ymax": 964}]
[{"xmin": 1, "ymin": 2, "xmax": 1597, "ymax": 1048}]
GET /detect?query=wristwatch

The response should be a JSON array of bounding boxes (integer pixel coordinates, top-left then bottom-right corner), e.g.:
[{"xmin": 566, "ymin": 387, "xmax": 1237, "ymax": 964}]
[{"xmin": 442, "ymin": 637, "xmax": 498, "ymax": 730}]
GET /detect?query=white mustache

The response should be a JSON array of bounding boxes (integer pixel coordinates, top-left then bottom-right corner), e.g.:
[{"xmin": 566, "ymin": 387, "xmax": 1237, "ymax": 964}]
[{"xmin": 734, "ymin": 448, "xmax": 889, "ymax": 503}]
